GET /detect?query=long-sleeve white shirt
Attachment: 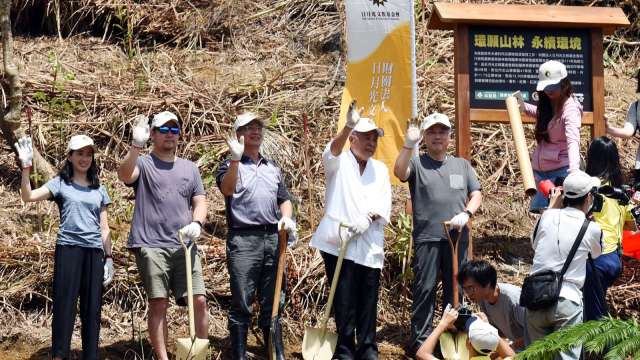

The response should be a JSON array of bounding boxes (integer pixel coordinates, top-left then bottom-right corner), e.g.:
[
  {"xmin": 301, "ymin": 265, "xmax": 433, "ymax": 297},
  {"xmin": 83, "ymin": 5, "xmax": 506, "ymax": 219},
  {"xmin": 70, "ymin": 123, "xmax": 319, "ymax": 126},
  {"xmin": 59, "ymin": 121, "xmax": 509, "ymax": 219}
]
[{"xmin": 310, "ymin": 142, "xmax": 392, "ymax": 269}]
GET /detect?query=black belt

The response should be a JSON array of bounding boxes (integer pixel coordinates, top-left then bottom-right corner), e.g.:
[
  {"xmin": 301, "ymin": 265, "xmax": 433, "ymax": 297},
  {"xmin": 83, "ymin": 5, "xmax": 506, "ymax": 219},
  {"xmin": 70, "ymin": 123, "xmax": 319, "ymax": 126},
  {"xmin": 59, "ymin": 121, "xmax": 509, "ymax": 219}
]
[{"xmin": 230, "ymin": 224, "xmax": 278, "ymax": 233}]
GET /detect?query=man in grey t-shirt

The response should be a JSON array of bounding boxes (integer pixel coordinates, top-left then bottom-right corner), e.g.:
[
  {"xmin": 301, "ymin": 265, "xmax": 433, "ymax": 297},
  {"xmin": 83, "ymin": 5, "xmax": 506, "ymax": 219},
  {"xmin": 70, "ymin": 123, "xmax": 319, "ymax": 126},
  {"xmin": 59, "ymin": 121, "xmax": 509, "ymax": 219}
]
[
  {"xmin": 394, "ymin": 113, "xmax": 482, "ymax": 356},
  {"xmin": 117, "ymin": 111, "xmax": 208, "ymax": 360},
  {"xmin": 459, "ymin": 260, "xmax": 527, "ymax": 349}
]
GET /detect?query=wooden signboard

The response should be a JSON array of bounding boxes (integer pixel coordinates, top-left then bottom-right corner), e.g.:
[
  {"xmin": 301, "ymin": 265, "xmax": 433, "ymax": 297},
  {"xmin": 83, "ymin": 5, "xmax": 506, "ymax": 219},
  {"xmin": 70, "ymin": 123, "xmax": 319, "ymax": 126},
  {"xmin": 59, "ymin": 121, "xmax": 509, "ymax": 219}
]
[{"xmin": 427, "ymin": 3, "xmax": 630, "ymax": 159}]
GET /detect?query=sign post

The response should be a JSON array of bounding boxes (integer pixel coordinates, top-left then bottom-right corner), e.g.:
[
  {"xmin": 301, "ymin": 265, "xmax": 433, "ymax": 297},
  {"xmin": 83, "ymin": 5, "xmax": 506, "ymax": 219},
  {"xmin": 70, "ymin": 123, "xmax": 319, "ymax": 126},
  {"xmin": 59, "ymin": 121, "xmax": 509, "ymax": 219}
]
[{"xmin": 428, "ymin": 3, "xmax": 629, "ymax": 159}]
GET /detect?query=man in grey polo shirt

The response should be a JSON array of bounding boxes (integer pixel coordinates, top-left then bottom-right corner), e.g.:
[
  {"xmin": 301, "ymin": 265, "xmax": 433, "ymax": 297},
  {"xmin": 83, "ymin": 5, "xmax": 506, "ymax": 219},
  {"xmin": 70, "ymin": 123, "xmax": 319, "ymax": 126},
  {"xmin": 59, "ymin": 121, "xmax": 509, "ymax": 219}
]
[
  {"xmin": 117, "ymin": 111, "xmax": 208, "ymax": 360},
  {"xmin": 394, "ymin": 113, "xmax": 482, "ymax": 357},
  {"xmin": 216, "ymin": 112, "xmax": 296, "ymax": 360}
]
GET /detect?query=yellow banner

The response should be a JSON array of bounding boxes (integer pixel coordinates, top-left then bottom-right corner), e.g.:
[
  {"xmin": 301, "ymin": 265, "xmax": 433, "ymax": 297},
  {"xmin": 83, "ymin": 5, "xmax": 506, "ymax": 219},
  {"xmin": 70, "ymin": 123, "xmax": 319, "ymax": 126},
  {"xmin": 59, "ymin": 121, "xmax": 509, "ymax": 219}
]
[{"xmin": 339, "ymin": 0, "xmax": 416, "ymax": 184}]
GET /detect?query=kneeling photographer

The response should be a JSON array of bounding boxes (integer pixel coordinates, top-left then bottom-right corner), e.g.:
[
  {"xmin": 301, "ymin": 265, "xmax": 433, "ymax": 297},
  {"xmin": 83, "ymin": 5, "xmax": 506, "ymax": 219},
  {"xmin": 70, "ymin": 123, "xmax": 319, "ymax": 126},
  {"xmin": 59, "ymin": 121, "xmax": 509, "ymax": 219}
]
[
  {"xmin": 583, "ymin": 136, "xmax": 636, "ymax": 321},
  {"xmin": 415, "ymin": 304, "xmax": 515, "ymax": 360}
]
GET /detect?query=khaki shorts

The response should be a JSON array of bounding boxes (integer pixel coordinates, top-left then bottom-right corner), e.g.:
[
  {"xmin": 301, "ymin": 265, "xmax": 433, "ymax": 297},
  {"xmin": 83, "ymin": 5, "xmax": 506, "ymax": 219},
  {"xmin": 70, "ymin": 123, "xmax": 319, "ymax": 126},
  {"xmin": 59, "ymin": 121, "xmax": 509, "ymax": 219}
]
[{"xmin": 133, "ymin": 246, "xmax": 206, "ymax": 306}]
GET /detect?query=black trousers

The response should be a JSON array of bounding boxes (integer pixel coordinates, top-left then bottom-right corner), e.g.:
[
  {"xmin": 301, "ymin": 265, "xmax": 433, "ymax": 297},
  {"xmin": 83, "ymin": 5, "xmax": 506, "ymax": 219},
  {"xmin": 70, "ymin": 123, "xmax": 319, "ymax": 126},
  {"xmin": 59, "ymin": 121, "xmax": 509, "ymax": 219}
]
[
  {"xmin": 226, "ymin": 230, "xmax": 285, "ymax": 330},
  {"xmin": 52, "ymin": 245, "xmax": 104, "ymax": 360},
  {"xmin": 409, "ymin": 232, "xmax": 467, "ymax": 354},
  {"xmin": 321, "ymin": 251, "xmax": 381, "ymax": 360}
]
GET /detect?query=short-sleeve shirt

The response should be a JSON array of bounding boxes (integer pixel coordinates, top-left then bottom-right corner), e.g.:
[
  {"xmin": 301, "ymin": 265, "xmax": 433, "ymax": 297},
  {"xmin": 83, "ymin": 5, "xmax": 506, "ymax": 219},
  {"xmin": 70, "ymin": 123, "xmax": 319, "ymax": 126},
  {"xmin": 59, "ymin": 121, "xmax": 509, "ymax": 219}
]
[
  {"xmin": 531, "ymin": 207, "xmax": 603, "ymax": 304},
  {"xmin": 623, "ymin": 100, "xmax": 640, "ymax": 169},
  {"xmin": 127, "ymin": 154, "xmax": 205, "ymax": 248},
  {"xmin": 215, "ymin": 155, "xmax": 291, "ymax": 229},
  {"xmin": 478, "ymin": 283, "xmax": 526, "ymax": 342},
  {"xmin": 45, "ymin": 176, "xmax": 111, "ymax": 249},
  {"xmin": 404, "ymin": 154, "xmax": 481, "ymax": 243}
]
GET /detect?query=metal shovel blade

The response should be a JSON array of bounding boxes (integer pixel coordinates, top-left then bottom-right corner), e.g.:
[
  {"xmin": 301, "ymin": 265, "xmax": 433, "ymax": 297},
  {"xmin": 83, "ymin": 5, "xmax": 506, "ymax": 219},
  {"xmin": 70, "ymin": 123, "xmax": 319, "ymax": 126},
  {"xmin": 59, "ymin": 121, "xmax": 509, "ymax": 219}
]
[
  {"xmin": 176, "ymin": 337, "xmax": 209, "ymax": 360},
  {"xmin": 302, "ymin": 326, "xmax": 337, "ymax": 360}
]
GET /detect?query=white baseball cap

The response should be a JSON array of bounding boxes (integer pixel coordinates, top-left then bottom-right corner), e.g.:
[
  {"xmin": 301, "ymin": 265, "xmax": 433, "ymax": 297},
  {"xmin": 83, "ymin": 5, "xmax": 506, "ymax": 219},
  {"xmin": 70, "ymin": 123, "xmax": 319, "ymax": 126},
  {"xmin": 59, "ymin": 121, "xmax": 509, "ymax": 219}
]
[
  {"xmin": 536, "ymin": 60, "xmax": 568, "ymax": 92},
  {"xmin": 563, "ymin": 171, "xmax": 600, "ymax": 199},
  {"xmin": 234, "ymin": 112, "xmax": 264, "ymax": 131},
  {"xmin": 353, "ymin": 117, "xmax": 384, "ymax": 136},
  {"xmin": 151, "ymin": 111, "xmax": 179, "ymax": 128},
  {"xmin": 67, "ymin": 134, "xmax": 95, "ymax": 152},
  {"xmin": 468, "ymin": 319, "xmax": 500, "ymax": 355},
  {"xmin": 421, "ymin": 112, "xmax": 451, "ymax": 130}
]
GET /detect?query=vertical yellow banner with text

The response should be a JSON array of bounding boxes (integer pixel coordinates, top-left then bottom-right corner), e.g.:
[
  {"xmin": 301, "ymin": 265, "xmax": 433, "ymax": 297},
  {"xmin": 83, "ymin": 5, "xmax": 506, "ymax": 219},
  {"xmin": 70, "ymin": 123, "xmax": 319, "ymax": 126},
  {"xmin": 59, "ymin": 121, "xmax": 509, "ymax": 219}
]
[{"xmin": 339, "ymin": 0, "xmax": 416, "ymax": 184}]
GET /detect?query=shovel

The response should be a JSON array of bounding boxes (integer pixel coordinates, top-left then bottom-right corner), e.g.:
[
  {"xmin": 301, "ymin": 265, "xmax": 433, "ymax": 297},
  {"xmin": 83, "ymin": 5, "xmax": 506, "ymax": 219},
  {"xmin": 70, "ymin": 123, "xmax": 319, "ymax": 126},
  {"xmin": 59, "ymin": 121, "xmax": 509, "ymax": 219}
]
[
  {"xmin": 268, "ymin": 229, "xmax": 289, "ymax": 360},
  {"xmin": 176, "ymin": 232, "xmax": 209, "ymax": 360},
  {"xmin": 302, "ymin": 223, "xmax": 351, "ymax": 360},
  {"xmin": 443, "ymin": 221, "xmax": 468, "ymax": 308}
]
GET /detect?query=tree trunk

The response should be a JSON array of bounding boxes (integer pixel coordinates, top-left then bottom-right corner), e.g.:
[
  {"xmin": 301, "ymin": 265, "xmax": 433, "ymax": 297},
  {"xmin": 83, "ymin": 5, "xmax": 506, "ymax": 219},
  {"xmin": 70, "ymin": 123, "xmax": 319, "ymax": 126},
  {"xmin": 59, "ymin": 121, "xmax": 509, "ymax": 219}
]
[{"xmin": 0, "ymin": 0, "xmax": 55, "ymax": 179}]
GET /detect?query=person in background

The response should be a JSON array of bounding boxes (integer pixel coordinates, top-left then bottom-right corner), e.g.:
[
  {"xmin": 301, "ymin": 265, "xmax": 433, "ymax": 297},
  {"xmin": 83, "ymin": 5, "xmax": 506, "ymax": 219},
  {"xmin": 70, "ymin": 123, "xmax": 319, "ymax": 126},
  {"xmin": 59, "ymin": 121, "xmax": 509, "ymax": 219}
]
[
  {"xmin": 606, "ymin": 69, "xmax": 640, "ymax": 183},
  {"xmin": 15, "ymin": 135, "xmax": 113, "ymax": 360},
  {"xmin": 515, "ymin": 60, "xmax": 583, "ymax": 213},
  {"xmin": 583, "ymin": 136, "xmax": 633, "ymax": 321},
  {"xmin": 527, "ymin": 171, "xmax": 603, "ymax": 359},
  {"xmin": 415, "ymin": 305, "xmax": 515, "ymax": 360},
  {"xmin": 458, "ymin": 260, "xmax": 527, "ymax": 350}
]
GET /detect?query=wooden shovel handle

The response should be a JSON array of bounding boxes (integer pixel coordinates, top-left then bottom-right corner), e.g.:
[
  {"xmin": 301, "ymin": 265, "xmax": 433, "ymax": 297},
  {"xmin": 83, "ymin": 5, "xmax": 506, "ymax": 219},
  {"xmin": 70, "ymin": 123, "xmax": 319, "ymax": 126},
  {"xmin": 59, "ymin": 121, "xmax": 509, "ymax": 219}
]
[
  {"xmin": 443, "ymin": 222, "xmax": 464, "ymax": 308},
  {"xmin": 269, "ymin": 229, "xmax": 288, "ymax": 360}
]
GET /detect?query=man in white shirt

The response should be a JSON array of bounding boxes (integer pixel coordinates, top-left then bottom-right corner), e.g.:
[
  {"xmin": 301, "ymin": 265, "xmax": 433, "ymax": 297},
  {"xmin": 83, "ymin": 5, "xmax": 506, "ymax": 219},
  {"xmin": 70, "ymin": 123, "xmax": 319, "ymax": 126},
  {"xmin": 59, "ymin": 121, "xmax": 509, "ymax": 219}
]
[
  {"xmin": 310, "ymin": 101, "xmax": 392, "ymax": 359},
  {"xmin": 527, "ymin": 171, "xmax": 603, "ymax": 360}
]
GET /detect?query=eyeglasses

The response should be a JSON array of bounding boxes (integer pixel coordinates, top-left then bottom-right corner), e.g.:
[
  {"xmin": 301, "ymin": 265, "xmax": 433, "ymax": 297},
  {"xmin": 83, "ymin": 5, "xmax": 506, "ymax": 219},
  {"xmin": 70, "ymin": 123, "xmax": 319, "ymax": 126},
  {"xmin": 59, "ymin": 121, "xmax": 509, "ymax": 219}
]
[{"xmin": 157, "ymin": 126, "xmax": 180, "ymax": 135}]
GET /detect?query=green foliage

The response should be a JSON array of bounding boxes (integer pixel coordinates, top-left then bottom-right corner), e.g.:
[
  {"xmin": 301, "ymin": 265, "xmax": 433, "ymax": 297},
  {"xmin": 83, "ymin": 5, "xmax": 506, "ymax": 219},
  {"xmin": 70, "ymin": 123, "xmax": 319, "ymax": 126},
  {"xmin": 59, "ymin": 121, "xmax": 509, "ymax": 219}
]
[
  {"xmin": 389, "ymin": 212, "xmax": 413, "ymax": 282},
  {"xmin": 517, "ymin": 317, "xmax": 640, "ymax": 360},
  {"xmin": 32, "ymin": 52, "xmax": 81, "ymax": 122},
  {"xmin": 113, "ymin": 5, "xmax": 136, "ymax": 59}
]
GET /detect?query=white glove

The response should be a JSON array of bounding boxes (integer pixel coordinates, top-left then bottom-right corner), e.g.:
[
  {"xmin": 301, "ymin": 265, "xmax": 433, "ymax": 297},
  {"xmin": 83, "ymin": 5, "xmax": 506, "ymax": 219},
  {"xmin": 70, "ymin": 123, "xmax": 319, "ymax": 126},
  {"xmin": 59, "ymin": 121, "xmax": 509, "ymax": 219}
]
[
  {"xmin": 278, "ymin": 216, "xmax": 297, "ymax": 246},
  {"xmin": 450, "ymin": 211, "xmax": 470, "ymax": 230},
  {"xmin": 179, "ymin": 222, "xmax": 202, "ymax": 241},
  {"xmin": 14, "ymin": 136, "xmax": 33, "ymax": 168},
  {"xmin": 346, "ymin": 100, "xmax": 363, "ymax": 129},
  {"xmin": 132, "ymin": 115, "xmax": 150, "ymax": 148},
  {"xmin": 225, "ymin": 133, "xmax": 245, "ymax": 161},
  {"xmin": 512, "ymin": 91, "xmax": 525, "ymax": 113},
  {"xmin": 348, "ymin": 215, "xmax": 372, "ymax": 236},
  {"xmin": 404, "ymin": 120, "xmax": 422, "ymax": 149},
  {"xmin": 103, "ymin": 257, "xmax": 114, "ymax": 287}
]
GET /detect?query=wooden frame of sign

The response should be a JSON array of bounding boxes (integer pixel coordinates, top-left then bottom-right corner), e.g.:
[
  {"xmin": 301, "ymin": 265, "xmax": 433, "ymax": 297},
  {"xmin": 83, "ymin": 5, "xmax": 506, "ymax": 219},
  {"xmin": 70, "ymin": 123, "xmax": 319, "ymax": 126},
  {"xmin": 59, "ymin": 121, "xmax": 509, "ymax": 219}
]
[{"xmin": 427, "ymin": 3, "xmax": 630, "ymax": 159}]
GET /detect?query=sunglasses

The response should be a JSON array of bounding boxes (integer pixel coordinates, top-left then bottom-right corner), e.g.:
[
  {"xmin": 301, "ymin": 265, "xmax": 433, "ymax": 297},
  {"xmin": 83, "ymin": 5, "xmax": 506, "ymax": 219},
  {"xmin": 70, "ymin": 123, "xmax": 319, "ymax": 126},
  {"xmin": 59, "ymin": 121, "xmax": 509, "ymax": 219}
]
[{"xmin": 157, "ymin": 126, "xmax": 180, "ymax": 135}]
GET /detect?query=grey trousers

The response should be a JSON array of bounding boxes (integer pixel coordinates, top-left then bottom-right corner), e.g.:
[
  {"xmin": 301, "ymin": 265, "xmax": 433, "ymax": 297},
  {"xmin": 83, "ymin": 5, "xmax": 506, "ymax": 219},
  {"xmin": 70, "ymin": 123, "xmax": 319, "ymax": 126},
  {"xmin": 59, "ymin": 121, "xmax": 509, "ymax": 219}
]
[
  {"xmin": 409, "ymin": 233, "xmax": 468, "ymax": 354},
  {"xmin": 526, "ymin": 297, "xmax": 583, "ymax": 360},
  {"xmin": 226, "ymin": 230, "xmax": 285, "ymax": 329}
]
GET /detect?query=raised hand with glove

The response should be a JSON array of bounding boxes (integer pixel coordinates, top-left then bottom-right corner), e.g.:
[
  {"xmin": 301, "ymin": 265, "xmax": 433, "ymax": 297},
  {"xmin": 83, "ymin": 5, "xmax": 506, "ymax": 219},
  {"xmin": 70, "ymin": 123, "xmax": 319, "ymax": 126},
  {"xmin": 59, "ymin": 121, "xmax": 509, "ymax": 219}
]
[
  {"xmin": 14, "ymin": 136, "xmax": 34, "ymax": 169},
  {"xmin": 278, "ymin": 216, "xmax": 297, "ymax": 246},
  {"xmin": 346, "ymin": 99, "xmax": 364, "ymax": 129},
  {"xmin": 131, "ymin": 114, "xmax": 150, "ymax": 149},
  {"xmin": 103, "ymin": 257, "xmax": 114, "ymax": 287},
  {"xmin": 449, "ymin": 211, "xmax": 470, "ymax": 230},
  {"xmin": 179, "ymin": 221, "xmax": 202, "ymax": 241},
  {"xmin": 225, "ymin": 133, "xmax": 245, "ymax": 161},
  {"xmin": 404, "ymin": 118, "xmax": 422, "ymax": 150}
]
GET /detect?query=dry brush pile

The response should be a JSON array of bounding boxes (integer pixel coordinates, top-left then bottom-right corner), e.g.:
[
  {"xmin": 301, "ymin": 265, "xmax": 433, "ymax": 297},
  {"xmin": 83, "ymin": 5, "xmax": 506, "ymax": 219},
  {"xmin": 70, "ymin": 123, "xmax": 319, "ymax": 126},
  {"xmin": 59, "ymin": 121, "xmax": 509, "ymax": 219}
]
[{"xmin": 0, "ymin": 0, "xmax": 639, "ymax": 355}]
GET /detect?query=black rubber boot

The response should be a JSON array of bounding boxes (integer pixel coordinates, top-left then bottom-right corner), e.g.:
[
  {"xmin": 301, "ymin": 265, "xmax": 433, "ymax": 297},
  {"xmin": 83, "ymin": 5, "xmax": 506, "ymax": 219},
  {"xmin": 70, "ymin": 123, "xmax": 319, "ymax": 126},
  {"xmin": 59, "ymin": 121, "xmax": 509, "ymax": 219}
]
[
  {"xmin": 262, "ymin": 322, "xmax": 286, "ymax": 360},
  {"xmin": 230, "ymin": 324, "xmax": 248, "ymax": 360}
]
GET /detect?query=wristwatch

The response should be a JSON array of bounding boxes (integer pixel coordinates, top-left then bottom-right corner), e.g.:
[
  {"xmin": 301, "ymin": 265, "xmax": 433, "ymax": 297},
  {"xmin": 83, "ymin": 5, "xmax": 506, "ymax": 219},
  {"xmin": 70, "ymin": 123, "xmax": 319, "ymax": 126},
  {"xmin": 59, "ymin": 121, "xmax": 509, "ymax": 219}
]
[{"xmin": 464, "ymin": 209, "xmax": 473, "ymax": 218}]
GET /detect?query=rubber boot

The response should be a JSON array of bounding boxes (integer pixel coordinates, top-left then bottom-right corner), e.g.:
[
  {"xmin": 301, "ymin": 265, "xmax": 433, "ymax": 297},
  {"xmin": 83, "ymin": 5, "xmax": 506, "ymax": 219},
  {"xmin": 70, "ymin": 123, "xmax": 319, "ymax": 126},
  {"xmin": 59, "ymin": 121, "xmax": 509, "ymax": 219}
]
[
  {"xmin": 230, "ymin": 324, "xmax": 248, "ymax": 360},
  {"xmin": 262, "ymin": 322, "xmax": 286, "ymax": 360}
]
